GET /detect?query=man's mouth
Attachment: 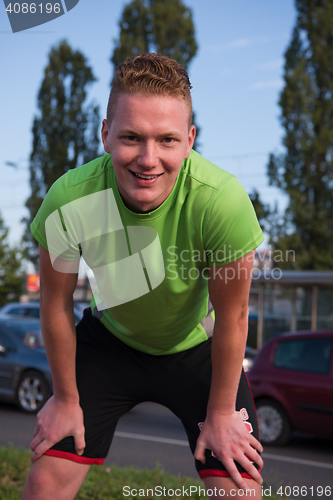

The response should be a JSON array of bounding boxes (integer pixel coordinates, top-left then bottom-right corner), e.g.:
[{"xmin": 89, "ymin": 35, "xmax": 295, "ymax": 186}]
[{"xmin": 131, "ymin": 171, "xmax": 162, "ymax": 180}]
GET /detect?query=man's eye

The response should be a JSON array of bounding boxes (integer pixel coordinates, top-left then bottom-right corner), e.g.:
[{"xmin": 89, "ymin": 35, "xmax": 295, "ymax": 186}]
[
  {"xmin": 126, "ymin": 136, "xmax": 137, "ymax": 141},
  {"xmin": 163, "ymin": 137, "xmax": 174, "ymax": 143}
]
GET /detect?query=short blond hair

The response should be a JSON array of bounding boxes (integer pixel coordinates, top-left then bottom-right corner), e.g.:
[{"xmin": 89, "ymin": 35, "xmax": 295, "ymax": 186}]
[{"xmin": 107, "ymin": 53, "xmax": 193, "ymax": 127}]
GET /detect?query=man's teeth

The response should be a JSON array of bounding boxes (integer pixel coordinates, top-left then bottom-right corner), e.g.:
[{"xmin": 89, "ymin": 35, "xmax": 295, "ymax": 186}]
[{"xmin": 133, "ymin": 172, "xmax": 159, "ymax": 179}]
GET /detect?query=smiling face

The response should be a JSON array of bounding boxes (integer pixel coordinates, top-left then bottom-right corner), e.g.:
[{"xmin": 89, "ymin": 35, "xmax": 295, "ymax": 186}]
[{"xmin": 101, "ymin": 92, "xmax": 196, "ymax": 213}]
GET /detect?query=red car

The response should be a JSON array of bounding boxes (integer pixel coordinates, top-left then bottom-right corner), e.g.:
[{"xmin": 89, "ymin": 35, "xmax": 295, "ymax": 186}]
[{"xmin": 247, "ymin": 330, "xmax": 333, "ymax": 445}]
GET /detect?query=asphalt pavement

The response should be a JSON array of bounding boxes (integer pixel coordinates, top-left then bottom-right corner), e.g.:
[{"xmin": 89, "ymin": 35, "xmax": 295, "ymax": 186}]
[{"xmin": 0, "ymin": 401, "xmax": 332, "ymax": 496}]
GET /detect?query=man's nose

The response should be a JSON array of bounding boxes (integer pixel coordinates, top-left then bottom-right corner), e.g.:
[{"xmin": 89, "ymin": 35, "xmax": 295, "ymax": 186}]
[{"xmin": 137, "ymin": 142, "xmax": 159, "ymax": 168}]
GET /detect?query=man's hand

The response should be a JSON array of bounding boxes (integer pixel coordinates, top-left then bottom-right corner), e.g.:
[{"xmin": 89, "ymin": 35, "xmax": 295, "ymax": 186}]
[
  {"xmin": 30, "ymin": 395, "xmax": 85, "ymax": 463},
  {"xmin": 194, "ymin": 410, "xmax": 264, "ymax": 491}
]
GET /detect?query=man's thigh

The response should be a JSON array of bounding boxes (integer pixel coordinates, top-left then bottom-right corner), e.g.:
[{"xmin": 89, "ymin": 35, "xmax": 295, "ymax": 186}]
[
  {"xmin": 44, "ymin": 309, "xmax": 149, "ymax": 463},
  {"xmin": 147, "ymin": 339, "xmax": 260, "ymax": 479}
]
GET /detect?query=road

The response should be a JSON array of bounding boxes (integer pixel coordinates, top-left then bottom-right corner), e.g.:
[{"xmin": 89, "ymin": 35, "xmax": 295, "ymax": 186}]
[{"xmin": 0, "ymin": 401, "xmax": 332, "ymax": 495}]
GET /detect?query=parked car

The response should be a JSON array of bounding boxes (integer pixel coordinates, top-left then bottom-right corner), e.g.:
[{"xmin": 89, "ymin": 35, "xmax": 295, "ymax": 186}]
[
  {"xmin": 247, "ymin": 330, "xmax": 333, "ymax": 446},
  {"xmin": 0, "ymin": 301, "xmax": 88, "ymax": 324},
  {"xmin": 0, "ymin": 316, "xmax": 52, "ymax": 413}
]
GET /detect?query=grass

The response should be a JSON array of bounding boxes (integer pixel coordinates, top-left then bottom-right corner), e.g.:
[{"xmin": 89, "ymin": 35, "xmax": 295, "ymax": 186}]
[{"xmin": 0, "ymin": 445, "xmax": 293, "ymax": 499}]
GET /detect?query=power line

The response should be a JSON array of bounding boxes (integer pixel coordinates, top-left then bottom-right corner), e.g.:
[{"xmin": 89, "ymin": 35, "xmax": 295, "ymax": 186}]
[
  {"xmin": 0, "ymin": 180, "xmax": 29, "ymax": 188},
  {"xmin": 1, "ymin": 204, "xmax": 28, "ymax": 210},
  {"xmin": 4, "ymin": 160, "xmax": 29, "ymax": 171},
  {"xmin": 209, "ymin": 151, "xmax": 273, "ymax": 161}
]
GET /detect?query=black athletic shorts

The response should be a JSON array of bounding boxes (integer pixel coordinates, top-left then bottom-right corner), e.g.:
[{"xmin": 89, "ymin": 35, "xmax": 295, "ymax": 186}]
[{"xmin": 44, "ymin": 308, "xmax": 260, "ymax": 480}]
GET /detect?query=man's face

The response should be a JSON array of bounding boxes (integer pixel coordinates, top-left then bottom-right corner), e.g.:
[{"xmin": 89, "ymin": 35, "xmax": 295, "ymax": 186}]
[{"xmin": 101, "ymin": 92, "xmax": 196, "ymax": 213}]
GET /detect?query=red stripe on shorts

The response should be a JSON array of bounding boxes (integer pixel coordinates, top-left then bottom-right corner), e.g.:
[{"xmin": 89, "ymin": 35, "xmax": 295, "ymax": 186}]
[
  {"xmin": 198, "ymin": 470, "xmax": 254, "ymax": 480},
  {"xmin": 44, "ymin": 449, "xmax": 105, "ymax": 465}
]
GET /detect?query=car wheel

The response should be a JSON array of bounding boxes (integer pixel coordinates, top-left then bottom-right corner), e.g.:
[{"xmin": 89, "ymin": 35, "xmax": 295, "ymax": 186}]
[
  {"xmin": 16, "ymin": 370, "xmax": 48, "ymax": 413},
  {"xmin": 256, "ymin": 398, "xmax": 292, "ymax": 446}
]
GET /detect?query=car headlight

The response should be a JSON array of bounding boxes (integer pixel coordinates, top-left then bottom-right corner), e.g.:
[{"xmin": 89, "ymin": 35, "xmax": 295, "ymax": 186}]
[{"xmin": 243, "ymin": 357, "xmax": 254, "ymax": 372}]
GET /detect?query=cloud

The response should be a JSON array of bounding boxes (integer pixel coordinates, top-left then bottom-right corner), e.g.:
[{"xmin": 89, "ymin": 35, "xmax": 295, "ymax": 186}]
[
  {"xmin": 203, "ymin": 36, "xmax": 269, "ymax": 54},
  {"xmin": 227, "ymin": 38, "xmax": 251, "ymax": 49},
  {"xmin": 251, "ymin": 79, "xmax": 283, "ymax": 90},
  {"xmin": 257, "ymin": 59, "xmax": 284, "ymax": 70}
]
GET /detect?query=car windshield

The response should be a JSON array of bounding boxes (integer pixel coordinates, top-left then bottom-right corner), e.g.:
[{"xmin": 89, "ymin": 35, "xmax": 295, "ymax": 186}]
[
  {"xmin": 274, "ymin": 337, "xmax": 333, "ymax": 374},
  {"xmin": 2, "ymin": 320, "xmax": 44, "ymax": 349}
]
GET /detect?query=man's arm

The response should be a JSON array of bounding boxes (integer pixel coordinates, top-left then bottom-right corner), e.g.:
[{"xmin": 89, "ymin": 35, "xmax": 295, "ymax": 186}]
[
  {"xmin": 30, "ymin": 244, "xmax": 85, "ymax": 462},
  {"xmin": 194, "ymin": 250, "xmax": 263, "ymax": 490}
]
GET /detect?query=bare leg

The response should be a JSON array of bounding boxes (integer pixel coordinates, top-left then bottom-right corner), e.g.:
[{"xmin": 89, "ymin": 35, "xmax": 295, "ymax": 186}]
[
  {"xmin": 22, "ymin": 455, "xmax": 90, "ymax": 500},
  {"xmin": 203, "ymin": 476, "xmax": 262, "ymax": 500}
]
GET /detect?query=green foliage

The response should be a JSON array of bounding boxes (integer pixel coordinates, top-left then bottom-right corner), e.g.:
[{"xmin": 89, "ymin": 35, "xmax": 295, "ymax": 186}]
[
  {"xmin": 111, "ymin": 0, "xmax": 197, "ymax": 71},
  {"xmin": 0, "ymin": 214, "xmax": 23, "ymax": 307},
  {"xmin": 110, "ymin": 0, "xmax": 200, "ymax": 150},
  {"xmin": 0, "ymin": 446, "xmax": 31, "ymax": 498},
  {"xmin": 23, "ymin": 40, "xmax": 101, "ymax": 266},
  {"xmin": 77, "ymin": 464, "xmax": 206, "ymax": 500},
  {"xmin": 267, "ymin": 0, "xmax": 333, "ymax": 269}
]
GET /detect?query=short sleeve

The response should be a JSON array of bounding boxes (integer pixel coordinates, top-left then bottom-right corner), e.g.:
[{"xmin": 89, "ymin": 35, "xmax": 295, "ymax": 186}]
[
  {"xmin": 30, "ymin": 172, "xmax": 81, "ymax": 262},
  {"xmin": 204, "ymin": 176, "xmax": 264, "ymax": 265}
]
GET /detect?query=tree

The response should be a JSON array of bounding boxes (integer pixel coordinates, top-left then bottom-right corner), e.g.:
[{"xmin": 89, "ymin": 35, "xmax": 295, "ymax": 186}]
[
  {"xmin": 23, "ymin": 40, "xmax": 101, "ymax": 267},
  {"xmin": 111, "ymin": 0, "xmax": 197, "ymax": 71},
  {"xmin": 110, "ymin": 0, "xmax": 200, "ymax": 149},
  {"xmin": 267, "ymin": 0, "xmax": 333, "ymax": 270},
  {"xmin": 0, "ymin": 213, "xmax": 24, "ymax": 306},
  {"xmin": 249, "ymin": 189, "xmax": 271, "ymax": 233}
]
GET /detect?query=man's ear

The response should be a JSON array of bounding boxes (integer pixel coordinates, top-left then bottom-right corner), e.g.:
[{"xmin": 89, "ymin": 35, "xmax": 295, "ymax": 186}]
[
  {"xmin": 185, "ymin": 125, "xmax": 196, "ymax": 157},
  {"xmin": 101, "ymin": 119, "xmax": 110, "ymax": 154}
]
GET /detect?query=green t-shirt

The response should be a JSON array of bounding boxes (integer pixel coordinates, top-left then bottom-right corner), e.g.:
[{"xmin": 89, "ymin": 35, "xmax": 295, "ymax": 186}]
[{"xmin": 31, "ymin": 150, "xmax": 264, "ymax": 355}]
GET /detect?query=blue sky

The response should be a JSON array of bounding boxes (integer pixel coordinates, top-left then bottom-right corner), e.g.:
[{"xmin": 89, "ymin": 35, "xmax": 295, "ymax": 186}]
[{"xmin": 0, "ymin": 0, "xmax": 297, "ymax": 247}]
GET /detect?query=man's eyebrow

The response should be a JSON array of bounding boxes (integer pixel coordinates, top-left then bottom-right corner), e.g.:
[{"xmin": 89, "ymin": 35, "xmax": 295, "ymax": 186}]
[
  {"xmin": 118, "ymin": 129, "xmax": 182, "ymax": 138},
  {"xmin": 159, "ymin": 131, "xmax": 182, "ymax": 138},
  {"xmin": 118, "ymin": 129, "xmax": 138, "ymax": 135}
]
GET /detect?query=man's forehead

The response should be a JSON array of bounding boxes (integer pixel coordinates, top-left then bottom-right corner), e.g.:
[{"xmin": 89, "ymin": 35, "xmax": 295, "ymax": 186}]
[
  {"xmin": 116, "ymin": 91, "xmax": 188, "ymax": 110},
  {"xmin": 112, "ymin": 92, "xmax": 191, "ymax": 128}
]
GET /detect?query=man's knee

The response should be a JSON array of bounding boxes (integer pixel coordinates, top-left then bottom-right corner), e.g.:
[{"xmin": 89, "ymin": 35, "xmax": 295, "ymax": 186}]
[
  {"xmin": 23, "ymin": 463, "xmax": 54, "ymax": 499},
  {"xmin": 202, "ymin": 476, "xmax": 261, "ymax": 499},
  {"xmin": 22, "ymin": 456, "xmax": 90, "ymax": 500}
]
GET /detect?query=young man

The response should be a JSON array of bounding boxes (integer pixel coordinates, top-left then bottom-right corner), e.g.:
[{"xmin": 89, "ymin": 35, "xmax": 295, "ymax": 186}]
[{"xmin": 23, "ymin": 53, "xmax": 264, "ymax": 499}]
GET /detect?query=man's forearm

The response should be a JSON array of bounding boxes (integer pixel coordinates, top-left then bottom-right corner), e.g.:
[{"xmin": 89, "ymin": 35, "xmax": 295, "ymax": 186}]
[
  {"xmin": 40, "ymin": 300, "xmax": 79, "ymax": 403},
  {"xmin": 207, "ymin": 315, "xmax": 248, "ymax": 416}
]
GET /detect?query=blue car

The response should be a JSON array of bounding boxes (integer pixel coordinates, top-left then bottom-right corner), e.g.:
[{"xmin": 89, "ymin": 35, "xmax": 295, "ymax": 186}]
[
  {"xmin": 0, "ymin": 316, "xmax": 52, "ymax": 413},
  {"xmin": 0, "ymin": 301, "xmax": 86, "ymax": 325}
]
